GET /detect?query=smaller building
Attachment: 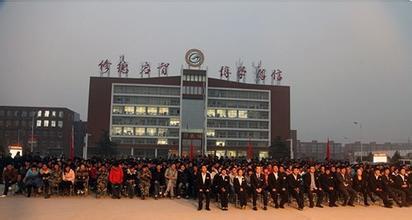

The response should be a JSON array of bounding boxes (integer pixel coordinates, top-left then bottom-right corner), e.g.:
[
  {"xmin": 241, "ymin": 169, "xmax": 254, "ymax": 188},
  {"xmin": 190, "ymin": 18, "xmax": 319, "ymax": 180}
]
[
  {"xmin": 0, "ymin": 106, "xmax": 80, "ymax": 157},
  {"xmin": 295, "ymin": 140, "xmax": 345, "ymax": 161}
]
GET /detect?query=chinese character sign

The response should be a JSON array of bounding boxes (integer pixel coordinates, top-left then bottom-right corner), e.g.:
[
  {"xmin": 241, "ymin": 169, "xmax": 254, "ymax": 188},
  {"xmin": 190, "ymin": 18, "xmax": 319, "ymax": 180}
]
[
  {"xmin": 219, "ymin": 66, "xmax": 231, "ymax": 80},
  {"xmin": 117, "ymin": 55, "xmax": 129, "ymax": 77},
  {"xmin": 157, "ymin": 62, "xmax": 169, "ymax": 77},
  {"xmin": 271, "ymin": 69, "xmax": 283, "ymax": 85},
  {"xmin": 253, "ymin": 61, "xmax": 266, "ymax": 84},
  {"xmin": 140, "ymin": 62, "xmax": 151, "ymax": 77},
  {"xmin": 98, "ymin": 59, "xmax": 112, "ymax": 76},
  {"xmin": 236, "ymin": 60, "xmax": 247, "ymax": 82}
]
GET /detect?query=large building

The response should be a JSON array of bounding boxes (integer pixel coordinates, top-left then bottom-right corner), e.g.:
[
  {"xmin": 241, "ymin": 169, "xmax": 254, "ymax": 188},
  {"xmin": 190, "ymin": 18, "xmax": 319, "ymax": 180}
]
[
  {"xmin": 0, "ymin": 106, "xmax": 80, "ymax": 157},
  {"xmin": 87, "ymin": 52, "xmax": 290, "ymax": 158}
]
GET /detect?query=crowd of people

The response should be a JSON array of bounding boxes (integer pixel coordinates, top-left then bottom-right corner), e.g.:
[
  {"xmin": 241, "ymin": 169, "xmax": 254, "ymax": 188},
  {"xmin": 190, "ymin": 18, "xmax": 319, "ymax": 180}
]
[{"xmin": 1, "ymin": 154, "xmax": 412, "ymax": 211}]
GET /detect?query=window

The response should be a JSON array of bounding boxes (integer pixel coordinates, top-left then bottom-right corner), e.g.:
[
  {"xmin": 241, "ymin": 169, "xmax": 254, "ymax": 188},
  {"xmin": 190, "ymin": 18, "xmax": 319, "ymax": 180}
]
[
  {"xmin": 136, "ymin": 106, "xmax": 146, "ymax": 115},
  {"xmin": 207, "ymin": 129, "xmax": 215, "ymax": 137},
  {"xmin": 157, "ymin": 138, "xmax": 168, "ymax": 145},
  {"xmin": 43, "ymin": 120, "xmax": 49, "ymax": 127},
  {"xmin": 207, "ymin": 109, "xmax": 215, "ymax": 117},
  {"xmin": 135, "ymin": 128, "xmax": 145, "ymax": 136},
  {"xmin": 216, "ymin": 109, "xmax": 227, "ymax": 118},
  {"xmin": 158, "ymin": 107, "xmax": 168, "ymax": 115},
  {"xmin": 228, "ymin": 110, "xmax": 237, "ymax": 118},
  {"xmin": 44, "ymin": 110, "xmax": 50, "ymax": 117},
  {"xmin": 113, "ymin": 106, "xmax": 123, "ymax": 114},
  {"xmin": 57, "ymin": 121, "xmax": 63, "ymax": 128},
  {"xmin": 170, "ymin": 118, "xmax": 180, "ymax": 126},
  {"xmin": 21, "ymin": 111, "xmax": 27, "ymax": 117},
  {"xmin": 147, "ymin": 128, "xmax": 157, "ymax": 136},
  {"xmin": 37, "ymin": 110, "xmax": 42, "ymax": 117},
  {"xmin": 158, "ymin": 128, "xmax": 167, "ymax": 136},
  {"xmin": 51, "ymin": 120, "xmax": 56, "ymax": 127},
  {"xmin": 216, "ymin": 140, "xmax": 225, "ymax": 147},
  {"xmin": 147, "ymin": 107, "xmax": 157, "ymax": 115},
  {"xmin": 52, "ymin": 111, "xmax": 56, "ymax": 117},
  {"xmin": 238, "ymin": 110, "xmax": 248, "ymax": 118},
  {"xmin": 124, "ymin": 106, "xmax": 135, "ymax": 115},
  {"xmin": 123, "ymin": 127, "xmax": 134, "ymax": 135},
  {"xmin": 58, "ymin": 111, "xmax": 64, "ymax": 118},
  {"xmin": 0, "ymin": 110, "xmax": 4, "ymax": 116},
  {"xmin": 36, "ymin": 120, "xmax": 42, "ymax": 127},
  {"xmin": 112, "ymin": 127, "xmax": 122, "ymax": 135}
]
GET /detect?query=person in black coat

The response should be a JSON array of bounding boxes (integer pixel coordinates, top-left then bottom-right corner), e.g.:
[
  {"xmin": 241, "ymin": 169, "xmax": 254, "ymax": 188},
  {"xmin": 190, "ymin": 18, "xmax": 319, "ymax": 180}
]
[
  {"xmin": 336, "ymin": 166, "xmax": 356, "ymax": 206},
  {"xmin": 287, "ymin": 167, "xmax": 304, "ymax": 210},
  {"xmin": 152, "ymin": 164, "xmax": 165, "ymax": 199},
  {"xmin": 196, "ymin": 165, "xmax": 211, "ymax": 211},
  {"xmin": 368, "ymin": 168, "xmax": 392, "ymax": 208},
  {"xmin": 278, "ymin": 166, "xmax": 289, "ymax": 208},
  {"xmin": 352, "ymin": 168, "xmax": 371, "ymax": 206},
  {"xmin": 303, "ymin": 166, "xmax": 324, "ymax": 208},
  {"xmin": 233, "ymin": 169, "xmax": 248, "ymax": 209},
  {"xmin": 268, "ymin": 165, "xmax": 281, "ymax": 208},
  {"xmin": 394, "ymin": 168, "xmax": 410, "ymax": 206},
  {"xmin": 216, "ymin": 169, "xmax": 231, "ymax": 210},
  {"xmin": 320, "ymin": 167, "xmax": 338, "ymax": 207},
  {"xmin": 251, "ymin": 166, "xmax": 268, "ymax": 210}
]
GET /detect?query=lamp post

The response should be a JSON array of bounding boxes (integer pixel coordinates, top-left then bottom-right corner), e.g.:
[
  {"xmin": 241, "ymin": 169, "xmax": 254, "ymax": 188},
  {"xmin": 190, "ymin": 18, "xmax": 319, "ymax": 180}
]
[
  {"xmin": 31, "ymin": 111, "xmax": 36, "ymax": 153},
  {"xmin": 353, "ymin": 121, "xmax": 363, "ymax": 162}
]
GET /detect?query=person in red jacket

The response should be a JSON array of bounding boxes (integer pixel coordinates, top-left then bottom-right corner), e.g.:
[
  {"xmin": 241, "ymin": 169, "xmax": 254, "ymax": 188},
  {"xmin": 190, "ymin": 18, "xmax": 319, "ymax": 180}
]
[{"xmin": 109, "ymin": 162, "xmax": 124, "ymax": 199}]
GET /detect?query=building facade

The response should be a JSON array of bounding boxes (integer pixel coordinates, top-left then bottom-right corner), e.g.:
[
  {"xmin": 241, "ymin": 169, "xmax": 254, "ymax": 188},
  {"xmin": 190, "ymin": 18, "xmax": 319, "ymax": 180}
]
[
  {"xmin": 295, "ymin": 140, "xmax": 345, "ymax": 161},
  {"xmin": 0, "ymin": 106, "xmax": 80, "ymax": 157},
  {"xmin": 87, "ymin": 67, "xmax": 290, "ymax": 159}
]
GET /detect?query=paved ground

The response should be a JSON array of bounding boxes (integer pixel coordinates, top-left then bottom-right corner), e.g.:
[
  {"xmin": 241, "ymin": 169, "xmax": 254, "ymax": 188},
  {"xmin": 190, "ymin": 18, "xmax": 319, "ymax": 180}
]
[{"xmin": 1, "ymin": 194, "xmax": 412, "ymax": 220}]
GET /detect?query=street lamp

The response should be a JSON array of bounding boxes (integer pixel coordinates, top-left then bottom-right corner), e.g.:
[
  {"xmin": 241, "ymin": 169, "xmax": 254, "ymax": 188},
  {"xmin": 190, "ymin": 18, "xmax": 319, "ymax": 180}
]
[{"xmin": 353, "ymin": 121, "xmax": 363, "ymax": 162}]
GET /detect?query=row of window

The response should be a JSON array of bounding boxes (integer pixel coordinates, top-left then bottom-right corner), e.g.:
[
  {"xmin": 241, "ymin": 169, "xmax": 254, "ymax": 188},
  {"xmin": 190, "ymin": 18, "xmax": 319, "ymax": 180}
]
[
  {"xmin": 208, "ymin": 89, "xmax": 269, "ymax": 100},
  {"xmin": 207, "ymin": 129, "xmax": 269, "ymax": 139},
  {"xmin": 0, "ymin": 110, "xmax": 64, "ymax": 118},
  {"xmin": 112, "ymin": 116, "xmax": 180, "ymax": 127},
  {"xmin": 113, "ymin": 85, "xmax": 180, "ymax": 96},
  {"xmin": 111, "ymin": 126, "xmax": 179, "ymax": 137},
  {"xmin": 207, "ymin": 109, "xmax": 269, "ymax": 119},
  {"xmin": 182, "ymin": 86, "xmax": 203, "ymax": 95},
  {"xmin": 207, "ymin": 119, "xmax": 269, "ymax": 129},
  {"xmin": 113, "ymin": 96, "xmax": 180, "ymax": 106},
  {"xmin": 112, "ymin": 106, "xmax": 179, "ymax": 116},
  {"xmin": 207, "ymin": 140, "xmax": 269, "ymax": 148},
  {"xmin": 208, "ymin": 99, "xmax": 269, "ymax": 110},
  {"xmin": 112, "ymin": 137, "xmax": 179, "ymax": 145},
  {"xmin": 36, "ymin": 120, "xmax": 63, "ymax": 128},
  {"xmin": 183, "ymin": 74, "xmax": 206, "ymax": 82}
]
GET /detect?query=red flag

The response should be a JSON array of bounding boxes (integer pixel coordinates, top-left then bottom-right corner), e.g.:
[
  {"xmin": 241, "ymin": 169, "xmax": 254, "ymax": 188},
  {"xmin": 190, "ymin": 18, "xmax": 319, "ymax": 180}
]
[
  {"xmin": 326, "ymin": 138, "xmax": 330, "ymax": 161},
  {"xmin": 189, "ymin": 142, "xmax": 194, "ymax": 160},
  {"xmin": 247, "ymin": 140, "xmax": 253, "ymax": 160},
  {"xmin": 70, "ymin": 125, "xmax": 75, "ymax": 160}
]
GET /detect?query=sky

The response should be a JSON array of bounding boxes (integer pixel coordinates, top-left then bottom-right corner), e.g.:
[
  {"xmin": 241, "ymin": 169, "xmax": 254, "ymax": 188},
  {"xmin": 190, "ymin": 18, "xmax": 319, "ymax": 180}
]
[{"xmin": 0, "ymin": 0, "xmax": 411, "ymax": 143}]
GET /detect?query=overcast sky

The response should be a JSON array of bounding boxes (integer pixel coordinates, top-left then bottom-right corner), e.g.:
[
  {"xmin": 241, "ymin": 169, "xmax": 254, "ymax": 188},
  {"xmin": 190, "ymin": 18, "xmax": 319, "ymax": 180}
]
[{"xmin": 0, "ymin": 0, "xmax": 411, "ymax": 143}]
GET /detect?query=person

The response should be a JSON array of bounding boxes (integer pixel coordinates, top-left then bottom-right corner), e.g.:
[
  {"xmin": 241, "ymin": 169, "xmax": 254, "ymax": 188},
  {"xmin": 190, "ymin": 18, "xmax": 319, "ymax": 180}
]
[
  {"xmin": 197, "ymin": 165, "xmax": 211, "ymax": 211},
  {"xmin": 62, "ymin": 165, "xmax": 75, "ymax": 196},
  {"xmin": 75, "ymin": 164, "xmax": 89, "ymax": 196},
  {"xmin": 177, "ymin": 164, "xmax": 189, "ymax": 199},
  {"xmin": 395, "ymin": 167, "xmax": 411, "ymax": 206},
  {"xmin": 251, "ymin": 166, "xmax": 268, "ymax": 210},
  {"xmin": 50, "ymin": 164, "xmax": 62, "ymax": 195},
  {"xmin": 96, "ymin": 165, "xmax": 109, "ymax": 198},
  {"xmin": 234, "ymin": 168, "xmax": 248, "ymax": 209},
  {"xmin": 352, "ymin": 168, "xmax": 371, "ymax": 206},
  {"xmin": 320, "ymin": 167, "xmax": 338, "ymax": 207},
  {"xmin": 109, "ymin": 162, "xmax": 123, "ymax": 199},
  {"xmin": 24, "ymin": 165, "xmax": 42, "ymax": 197},
  {"xmin": 152, "ymin": 164, "xmax": 165, "ymax": 199},
  {"xmin": 268, "ymin": 165, "xmax": 281, "ymax": 208},
  {"xmin": 303, "ymin": 166, "xmax": 324, "ymax": 208},
  {"xmin": 288, "ymin": 166, "xmax": 304, "ymax": 210},
  {"xmin": 368, "ymin": 168, "xmax": 392, "ymax": 208},
  {"xmin": 336, "ymin": 166, "xmax": 356, "ymax": 206},
  {"xmin": 216, "ymin": 168, "xmax": 230, "ymax": 210},
  {"xmin": 382, "ymin": 168, "xmax": 405, "ymax": 207},
  {"xmin": 138, "ymin": 165, "xmax": 152, "ymax": 200},
  {"xmin": 39, "ymin": 164, "xmax": 52, "ymax": 198},
  {"xmin": 1, "ymin": 164, "xmax": 18, "ymax": 197},
  {"xmin": 125, "ymin": 165, "xmax": 138, "ymax": 198},
  {"xmin": 164, "ymin": 163, "xmax": 177, "ymax": 198}
]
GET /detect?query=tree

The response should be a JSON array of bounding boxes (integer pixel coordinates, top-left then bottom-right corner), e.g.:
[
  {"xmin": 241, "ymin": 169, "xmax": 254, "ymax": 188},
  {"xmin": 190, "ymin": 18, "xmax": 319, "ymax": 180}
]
[
  {"xmin": 97, "ymin": 130, "xmax": 117, "ymax": 158},
  {"xmin": 269, "ymin": 136, "xmax": 289, "ymax": 160},
  {"xmin": 391, "ymin": 151, "xmax": 402, "ymax": 163}
]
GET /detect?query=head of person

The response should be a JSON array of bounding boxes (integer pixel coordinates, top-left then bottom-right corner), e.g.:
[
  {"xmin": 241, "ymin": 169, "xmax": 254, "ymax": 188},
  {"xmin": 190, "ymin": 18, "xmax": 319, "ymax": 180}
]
[
  {"xmin": 237, "ymin": 169, "xmax": 244, "ymax": 177},
  {"xmin": 171, "ymin": 164, "xmax": 176, "ymax": 170},
  {"xmin": 221, "ymin": 169, "xmax": 227, "ymax": 176},
  {"xmin": 292, "ymin": 167, "xmax": 299, "ymax": 175},
  {"xmin": 356, "ymin": 168, "xmax": 363, "ymax": 176},
  {"xmin": 255, "ymin": 166, "xmax": 261, "ymax": 174},
  {"xmin": 374, "ymin": 168, "xmax": 381, "ymax": 176},
  {"xmin": 201, "ymin": 165, "xmax": 207, "ymax": 174},
  {"xmin": 309, "ymin": 166, "xmax": 316, "ymax": 174},
  {"xmin": 400, "ymin": 168, "xmax": 406, "ymax": 176},
  {"xmin": 273, "ymin": 165, "xmax": 279, "ymax": 173}
]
